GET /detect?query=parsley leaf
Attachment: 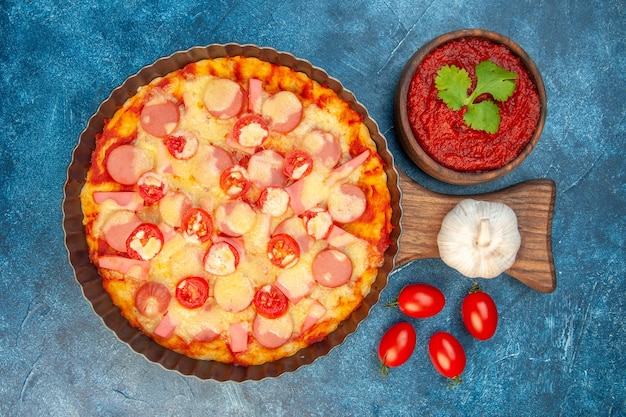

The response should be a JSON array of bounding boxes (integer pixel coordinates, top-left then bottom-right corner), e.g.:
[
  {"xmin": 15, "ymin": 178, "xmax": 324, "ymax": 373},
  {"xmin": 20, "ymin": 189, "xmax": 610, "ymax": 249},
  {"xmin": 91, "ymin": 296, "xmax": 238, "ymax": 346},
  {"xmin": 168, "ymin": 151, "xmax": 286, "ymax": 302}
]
[
  {"xmin": 464, "ymin": 100, "xmax": 500, "ymax": 133},
  {"xmin": 435, "ymin": 60, "xmax": 518, "ymax": 134},
  {"xmin": 434, "ymin": 65, "xmax": 471, "ymax": 111}
]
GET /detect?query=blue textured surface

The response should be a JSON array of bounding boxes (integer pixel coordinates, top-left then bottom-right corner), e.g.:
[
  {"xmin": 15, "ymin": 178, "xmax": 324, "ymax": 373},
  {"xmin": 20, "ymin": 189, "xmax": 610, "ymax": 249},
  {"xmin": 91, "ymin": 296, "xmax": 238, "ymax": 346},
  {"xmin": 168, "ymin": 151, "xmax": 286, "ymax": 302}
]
[{"xmin": 1, "ymin": 0, "xmax": 624, "ymax": 416}]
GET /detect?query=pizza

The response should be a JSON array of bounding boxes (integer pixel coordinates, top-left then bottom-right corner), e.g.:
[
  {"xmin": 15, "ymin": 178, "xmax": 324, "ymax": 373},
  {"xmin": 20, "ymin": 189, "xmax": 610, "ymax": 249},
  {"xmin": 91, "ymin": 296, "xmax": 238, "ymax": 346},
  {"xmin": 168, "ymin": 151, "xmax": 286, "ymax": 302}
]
[{"xmin": 80, "ymin": 55, "xmax": 393, "ymax": 366}]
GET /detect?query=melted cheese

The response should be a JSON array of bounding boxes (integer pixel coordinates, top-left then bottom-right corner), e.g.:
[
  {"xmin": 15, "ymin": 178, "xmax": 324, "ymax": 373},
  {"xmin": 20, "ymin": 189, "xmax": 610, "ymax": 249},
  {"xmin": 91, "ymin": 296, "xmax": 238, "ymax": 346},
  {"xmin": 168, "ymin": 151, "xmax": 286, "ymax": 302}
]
[{"xmin": 81, "ymin": 56, "xmax": 392, "ymax": 366}]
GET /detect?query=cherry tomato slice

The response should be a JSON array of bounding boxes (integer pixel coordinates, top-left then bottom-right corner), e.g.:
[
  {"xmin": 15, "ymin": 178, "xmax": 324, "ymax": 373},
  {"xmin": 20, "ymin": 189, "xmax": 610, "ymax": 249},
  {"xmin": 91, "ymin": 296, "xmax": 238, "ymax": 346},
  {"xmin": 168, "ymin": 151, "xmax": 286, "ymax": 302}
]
[
  {"xmin": 137, "ymin": 171, "xmax": 168, "ymax": 204},
  {"xmin": 165, "ymin": 131, "xmax": 199, "ymax": 159},
  {"xmin": 390, "ymin": 283, "xmax": 445, "ymax": 319},
  {"xmin": 462, "ymin": 286, "xmax": 498, "ymax": 340},
  {"xmin": 181, "ymin": 208, "xmax": 213, "ymax": 243},
  {"xmin": 254, "ymin": 284, "xmax": 288, "ymax": 319},
  {"xmin": 378, "ymin": 322, "xmax": 416, "ymax": 376},
  {"xmin": 175, "ymin": 276, "xmax": 209, "ymax": 309},
  {"xmin": 220, "ymin": 165, "xmax": 251, "ymax": 198},
  {"xmin": 231, "ymin": 114, "xmax": 269, "ymax": 148},
  {"xmin": 283, "ymin": 149, "xmax": 313, "ymax": 180},
  {"xmin": 135, "ymin": 281, "xmax": 171, "ymax": 318},
  {"xmin": 126, "ymin": 223, "xmax": 164, "ymax": 261},
  {"xmin": 267, "ymin": 233, "xmax": 300, "ymax": 268},
  {"xmin": 203, "ymin": 240, "xmax": 240, "ymax": 276},
  {"xmin": 428, "ymin": 331, "xmax": 466, "ymax": 381}
]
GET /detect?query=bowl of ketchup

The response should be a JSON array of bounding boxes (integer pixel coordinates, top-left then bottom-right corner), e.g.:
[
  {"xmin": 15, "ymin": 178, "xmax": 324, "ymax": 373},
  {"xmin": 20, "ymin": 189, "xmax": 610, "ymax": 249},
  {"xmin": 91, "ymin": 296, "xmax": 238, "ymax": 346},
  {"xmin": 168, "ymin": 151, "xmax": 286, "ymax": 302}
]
[{"xmin": 394, "ymin": 29, "xmax": 547, "ymax": 185}]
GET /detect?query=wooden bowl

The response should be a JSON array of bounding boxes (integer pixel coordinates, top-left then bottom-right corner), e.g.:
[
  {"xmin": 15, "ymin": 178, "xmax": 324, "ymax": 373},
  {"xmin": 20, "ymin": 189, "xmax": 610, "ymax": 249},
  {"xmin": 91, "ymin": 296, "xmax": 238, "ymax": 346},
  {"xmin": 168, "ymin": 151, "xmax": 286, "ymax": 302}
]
[{"xmin": 394, "ymin": 29, "xmax": 547, "ymax": 185}]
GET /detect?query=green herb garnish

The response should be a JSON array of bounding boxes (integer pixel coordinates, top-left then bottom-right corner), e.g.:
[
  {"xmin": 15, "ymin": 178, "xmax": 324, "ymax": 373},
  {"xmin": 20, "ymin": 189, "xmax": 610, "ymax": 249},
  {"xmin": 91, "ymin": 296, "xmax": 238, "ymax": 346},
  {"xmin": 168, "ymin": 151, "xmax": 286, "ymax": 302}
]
[{"xmin": 434, "ymin": 60, "xmax": 517, "ymax": 134}]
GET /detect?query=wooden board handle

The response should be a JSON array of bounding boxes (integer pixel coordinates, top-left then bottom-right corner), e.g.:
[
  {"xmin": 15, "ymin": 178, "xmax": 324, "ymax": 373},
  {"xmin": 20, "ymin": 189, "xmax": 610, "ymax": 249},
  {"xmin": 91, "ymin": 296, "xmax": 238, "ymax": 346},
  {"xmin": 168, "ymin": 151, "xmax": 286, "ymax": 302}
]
[{"xmin": 396, "ymin": 169, "xmax": 557, "ymax": 293}]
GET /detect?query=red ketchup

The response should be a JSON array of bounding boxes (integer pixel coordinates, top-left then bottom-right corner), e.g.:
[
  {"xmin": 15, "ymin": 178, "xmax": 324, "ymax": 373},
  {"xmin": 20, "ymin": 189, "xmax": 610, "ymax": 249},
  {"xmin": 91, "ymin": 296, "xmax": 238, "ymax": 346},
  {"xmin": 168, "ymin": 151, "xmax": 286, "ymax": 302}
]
[{"xmin": 407, "ymin": 37, "xmax": 541, "ymax": 172}]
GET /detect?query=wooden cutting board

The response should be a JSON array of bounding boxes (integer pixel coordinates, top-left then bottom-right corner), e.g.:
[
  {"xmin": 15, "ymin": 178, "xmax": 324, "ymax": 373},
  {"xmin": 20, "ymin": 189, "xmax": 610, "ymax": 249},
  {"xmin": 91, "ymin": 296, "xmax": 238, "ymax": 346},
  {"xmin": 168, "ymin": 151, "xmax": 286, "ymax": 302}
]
[{"xmin": 394, "ymin": 169, "xmax": 557, "ymax": 293}]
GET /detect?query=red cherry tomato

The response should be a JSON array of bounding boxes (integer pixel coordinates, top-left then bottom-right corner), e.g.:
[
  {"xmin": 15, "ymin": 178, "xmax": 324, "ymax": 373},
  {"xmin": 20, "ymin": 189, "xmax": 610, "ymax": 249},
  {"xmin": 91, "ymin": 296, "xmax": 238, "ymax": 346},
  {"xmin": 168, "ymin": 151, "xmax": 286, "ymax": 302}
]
[
  {"xmin": 428, "ymin": 332, "xmax": 466, "ymax": 381},
  {"xmin": 137, "ymin": 171, "xmax": 168, "ymax": 204},
  {"xmin": 462, "ymin": 286, "xmax": 498, "ymax": 340},
  {"xmin": 175, "ymin": 276, "xmax": 209, "ymax": 309},
  {"xmin": 267, "ymin": 233, "xmax": 300, "ymax": 268},
  {"xmin": 181, "ymin": 208, "xmax": 213, "ymax": 243},
  {"xmin": 390, "ymin": 283, "xmax": 445, "ymax": 319},
  {"xmin": 165, "ymin": 131, "xmax": 199, "ymax": 159},
  {"xmin": 220, "ymin": 165, "xmax": 251, "ymax": 198},
  {"xmin": 254, "ymin": 284, "xmax": 288, "ymax": 319},
  {"xmin": 126, "ymin": 223, "xmax": 164, "ymax": 261},
  {"xmin": 203, "ymin": 240, "xmax": 240, "ymax": 275},
  {"xmin": 283, "ymin": 150, "xmax": 313, "ymax": 180},
  {"xmin": 378, "ymin": 322, "xmax": 416, "ymax": 376},
  {"xmin": 231, "ymin": 114, "xmax": 269, "ymax": 148},
  {"xmin": 134, "ymin": 281, "xmax": 171, "ymax": 317}
]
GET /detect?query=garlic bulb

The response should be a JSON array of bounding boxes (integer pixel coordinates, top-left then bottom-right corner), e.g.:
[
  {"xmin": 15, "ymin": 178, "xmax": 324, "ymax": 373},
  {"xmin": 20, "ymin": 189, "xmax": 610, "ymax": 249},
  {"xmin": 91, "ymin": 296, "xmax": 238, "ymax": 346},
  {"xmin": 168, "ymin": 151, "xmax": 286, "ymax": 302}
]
[{"xmin": 437, "ymin": 199, "xmax": 521, "ymax": 279}]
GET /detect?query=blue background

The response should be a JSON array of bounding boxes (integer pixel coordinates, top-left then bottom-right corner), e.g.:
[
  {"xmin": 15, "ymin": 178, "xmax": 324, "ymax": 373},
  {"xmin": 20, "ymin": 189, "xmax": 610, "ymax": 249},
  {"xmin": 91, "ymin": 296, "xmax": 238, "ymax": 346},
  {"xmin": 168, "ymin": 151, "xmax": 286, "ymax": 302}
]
[{"xmin": 1, "ymin": 0, "xmax": 624, "ymax": 416}]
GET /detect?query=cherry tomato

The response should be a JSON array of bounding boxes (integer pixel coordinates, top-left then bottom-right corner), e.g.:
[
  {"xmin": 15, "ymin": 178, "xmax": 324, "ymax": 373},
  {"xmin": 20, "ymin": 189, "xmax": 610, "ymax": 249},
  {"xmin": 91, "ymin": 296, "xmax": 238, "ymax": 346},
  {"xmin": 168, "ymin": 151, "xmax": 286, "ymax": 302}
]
[
  {"xmin": 283, "ymin": 150, "xmax": 313, "ymax": 180},
  {"xmin": 175, "ymin": 276, "xmax": 209, "ymax": 309},
  {"xmin": 137, "ymin": 171, "xmax": 168, "ymax": 204},
  {"xmin": 126, "ymin": 223, "xmax": 164, "ymax": 261},
  {"xmin": 378, "ymin": 322, "xmax": 416, "ymax": 376},
  {"xmin": 428, "ymin": 331, "xmax": 466, "ymax": 381},
  {"xmin": 220, "ymin": 165, "xmax": 251, "ymax": 198},
  {"xmin": 267, "ymin": 233, "xmax": 300, "ymax": 268},
  {"xmin": 165, "ymin": 131, "xmax": 199, "ymax": 159},
  {"xmin": 462, "ymin": 285, "xmax": 498, "ymax": 340},
  {"xmin": 134, "ymin": 281, "xmax": 171, "ymax": 317},
  {"xmin": 254, "ymin": 284, "xmax": 288, "ymax": 319},
  {"xmin": 388, "ymin": 283, "xmax": 445, "ymax": 319},
  {"xmin": 181, "ymin": 208, "xmax": 213, "ymax": 243},
  {"xmin": 231, "ymin": 114, "xmax": 269, "ymax": 148},
  {"xmin": 257, "ymin": 186, "xmax": 290, "ymax": 217},
  {"xmin": 203, "ymin": 240, "xmax": 240, "ymax": 275}
]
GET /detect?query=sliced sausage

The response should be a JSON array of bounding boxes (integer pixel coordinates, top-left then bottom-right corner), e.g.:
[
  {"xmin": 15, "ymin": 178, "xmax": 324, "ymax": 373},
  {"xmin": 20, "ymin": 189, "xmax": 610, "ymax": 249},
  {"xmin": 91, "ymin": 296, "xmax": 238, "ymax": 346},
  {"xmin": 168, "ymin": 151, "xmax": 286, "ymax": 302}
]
[
  {"xmin": 247, "ymin": 149, "xmax": 286, "ymax": 188},
  {"xmin": 215, "ymin": 201, "xmax": 256, "ymax": 237},
  {"xmin": 158, "ymin": 192, "xmax": 193, "ymax": 228},
  {"xmin": 213, "ymin": 274, "xmax": 254, "ymax": 313},
  {"xmin": 275, "ymin": 266, "xmax": 315, "ymax": 304},
  {"xmin": 106, "ymin": 144, "xmax": 152, "ymax": 185},
  {"xmin": 327, "ymin": 183, "xmax": 367, "ymax": 223},
  {"xmin": 102, "ymin": 210, "xmax": 142, "ymax": 253},
  {"xmin": 301, "ymin": 130, "xmax": 341, "ymax": 169},
  {"xmin": 252, "ymin": 313, "xmax": 294, "ymax": 349},
  {"xmin": 312, "ymin": 248, "xmax": 353, "ymax": 288},
  {"xmin": 203, "ymin": 77, "xmax": 244, "ymax": 119},
  {"xmin": 193, "ymin": 145, "xmax": 235, "ymax": 187},
  {"xmin": 134, "ymin": 281, "xmax": 171, "ymax": 317},
  {"xmin": 140, "ymin": 100, "xmax": 180, "ymax": 138},
  {"xmin": 261, "ymin": 91, "xmax": 302, "ymax": 133}
]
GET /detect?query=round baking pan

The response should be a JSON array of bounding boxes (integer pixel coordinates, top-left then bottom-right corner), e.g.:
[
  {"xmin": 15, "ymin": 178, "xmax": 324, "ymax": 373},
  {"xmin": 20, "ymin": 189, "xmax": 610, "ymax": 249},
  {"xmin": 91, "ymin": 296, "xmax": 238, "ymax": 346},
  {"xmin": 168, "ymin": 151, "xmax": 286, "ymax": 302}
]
[{"xmin": 62, "ymin": 44, "xmax": 402, "ymax": 381}]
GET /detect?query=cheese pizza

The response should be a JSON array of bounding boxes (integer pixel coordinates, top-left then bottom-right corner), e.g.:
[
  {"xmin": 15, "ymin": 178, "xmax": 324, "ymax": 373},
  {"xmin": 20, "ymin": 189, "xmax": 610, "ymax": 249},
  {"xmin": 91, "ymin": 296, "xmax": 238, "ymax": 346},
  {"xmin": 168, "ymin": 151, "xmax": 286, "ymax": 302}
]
[{"xmin": 80, "ymin": 55, "xmax": 392, "ymax": 366}]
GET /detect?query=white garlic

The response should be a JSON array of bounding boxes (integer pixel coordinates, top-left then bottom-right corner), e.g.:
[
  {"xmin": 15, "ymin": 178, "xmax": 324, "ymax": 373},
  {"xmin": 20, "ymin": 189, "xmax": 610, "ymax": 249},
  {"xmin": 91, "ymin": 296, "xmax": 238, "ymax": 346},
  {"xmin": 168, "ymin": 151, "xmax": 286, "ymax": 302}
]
[{"xmin": 437, "ymin": 199, "xmax": 521, "ymax": 279}]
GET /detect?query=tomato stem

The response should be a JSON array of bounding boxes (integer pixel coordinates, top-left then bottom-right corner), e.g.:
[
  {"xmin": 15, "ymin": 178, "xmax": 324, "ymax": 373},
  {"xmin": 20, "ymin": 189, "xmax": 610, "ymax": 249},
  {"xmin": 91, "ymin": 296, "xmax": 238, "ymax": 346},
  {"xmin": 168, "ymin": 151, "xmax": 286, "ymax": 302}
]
[
  {"xmin": 384, "ymin": 300, "xmax": 399, "ymax": 309},
  {"xmin": 379, "ymin": 358, "xmax": 390, "ymax": 379},
  {"xmin": 469, "ymin": 281, "xmax": 481, "ymax": 294},
  {"xmin": 448, "ymin": 375, "xmax": 463, "ymax": 388}
]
